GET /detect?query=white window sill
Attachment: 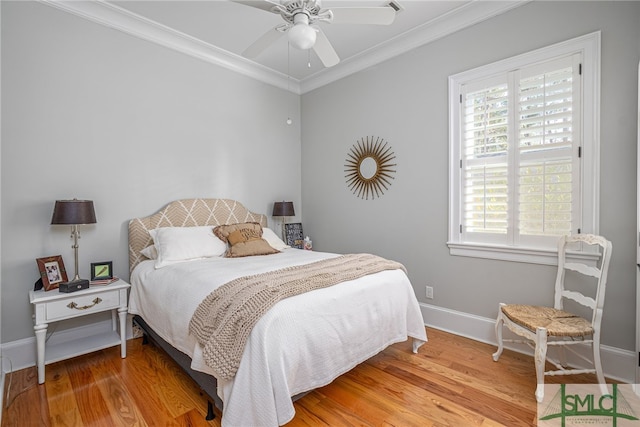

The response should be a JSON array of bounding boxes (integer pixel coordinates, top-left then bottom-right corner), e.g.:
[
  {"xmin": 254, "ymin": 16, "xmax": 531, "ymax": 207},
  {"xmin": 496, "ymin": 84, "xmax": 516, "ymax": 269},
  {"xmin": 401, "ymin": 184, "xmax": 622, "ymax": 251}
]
[{"xmin": 447, "ymin": 242, "xmax": 600, "ymax": 266}]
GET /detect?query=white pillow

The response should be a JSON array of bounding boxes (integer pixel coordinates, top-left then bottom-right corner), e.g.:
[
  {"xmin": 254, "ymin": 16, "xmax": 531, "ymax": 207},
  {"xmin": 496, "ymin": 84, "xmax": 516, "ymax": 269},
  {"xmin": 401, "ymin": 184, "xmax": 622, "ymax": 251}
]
[
  {"xmin": 140, "ymin": 245, "xmax": 158, "ymax": 259},
  {"xmin": 149, "ymin": 226, "xmax": 227, "ymax": 269},
  {"xmin": 262, "ymin": 227, "xmax": 290, "ymax": 251}
]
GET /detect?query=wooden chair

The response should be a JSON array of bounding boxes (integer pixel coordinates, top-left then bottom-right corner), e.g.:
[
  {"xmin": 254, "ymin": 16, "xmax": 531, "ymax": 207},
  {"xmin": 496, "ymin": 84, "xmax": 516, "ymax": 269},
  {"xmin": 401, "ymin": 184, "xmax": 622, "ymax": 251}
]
[{"xmin": 492, "ymin": 234, "xmax": 613, "ymax": 402}]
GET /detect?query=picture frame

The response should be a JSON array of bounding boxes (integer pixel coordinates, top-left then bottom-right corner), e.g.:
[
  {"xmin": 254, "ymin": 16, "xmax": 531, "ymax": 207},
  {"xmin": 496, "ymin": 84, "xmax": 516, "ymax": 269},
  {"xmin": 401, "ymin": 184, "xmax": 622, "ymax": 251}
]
[
  {"xmin": 36, "ymin": 255, "xmax": 68, "ymax": 291},
  {"xmin": 284, "ymin": 223, "xmax": 304, "ymax": 249},
  {"xmin": 90, "ymin": 261, "xmax": 113, "ymax": 281}
]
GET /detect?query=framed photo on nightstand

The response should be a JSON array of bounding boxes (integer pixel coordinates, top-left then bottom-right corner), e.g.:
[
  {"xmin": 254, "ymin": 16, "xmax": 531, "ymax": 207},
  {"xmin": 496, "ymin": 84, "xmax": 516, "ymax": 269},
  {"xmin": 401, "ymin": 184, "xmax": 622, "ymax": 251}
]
[
  {"xmin": 36, "ymin": 255, "xmax": 68, "ymax": 291},
  {"xmin": 90, "ymin": 261, "xmax": 113, "ymax": 281},
  {"xmin": 284, "ymin": 223, "xmax": 304, "ymax": 249}
]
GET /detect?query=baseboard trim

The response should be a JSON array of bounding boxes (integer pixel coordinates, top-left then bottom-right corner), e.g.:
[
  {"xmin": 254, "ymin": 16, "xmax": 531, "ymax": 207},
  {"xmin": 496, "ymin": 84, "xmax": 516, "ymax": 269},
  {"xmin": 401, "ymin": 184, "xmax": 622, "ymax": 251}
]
[
  {"xmin": 1, "ymin": 308, "xmax": 634, "ymax": 384},
  {"xmin": 420, "ymin": 302, "xmax": 636, "ymax": 384}
]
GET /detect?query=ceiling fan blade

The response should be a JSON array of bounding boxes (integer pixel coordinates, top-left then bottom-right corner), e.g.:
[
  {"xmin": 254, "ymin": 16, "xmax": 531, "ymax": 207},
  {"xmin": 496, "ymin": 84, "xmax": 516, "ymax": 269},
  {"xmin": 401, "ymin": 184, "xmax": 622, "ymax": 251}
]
[
  {"xmin": 242, "ymin": 27, "xmax": 285, "ymax": 58},
  {"xmin": 313, "ymin": 29, "xmax": 340, "ymax": 67},
  {"xmin": 329, "ymin": 7, "xmax": 396, "ymax": 25},
  {"xmin": 232, "ymin": 0, "xmax": 281, "ymax": 14}
]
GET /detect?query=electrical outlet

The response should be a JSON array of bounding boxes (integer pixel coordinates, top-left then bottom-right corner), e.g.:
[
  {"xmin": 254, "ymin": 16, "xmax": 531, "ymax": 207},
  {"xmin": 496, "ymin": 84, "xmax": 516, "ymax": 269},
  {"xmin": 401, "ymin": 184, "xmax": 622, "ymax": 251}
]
[{"xmin": 425, "ymin": 285, "xmax": 434, "ymax": 299}]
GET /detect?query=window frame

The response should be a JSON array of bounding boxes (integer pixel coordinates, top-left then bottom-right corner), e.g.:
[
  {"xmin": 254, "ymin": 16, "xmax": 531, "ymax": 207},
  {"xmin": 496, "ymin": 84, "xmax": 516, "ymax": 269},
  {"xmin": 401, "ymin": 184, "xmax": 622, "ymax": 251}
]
[{"xmin": 448, "ymin": 32, "xmax": 601, "ymax": 265}]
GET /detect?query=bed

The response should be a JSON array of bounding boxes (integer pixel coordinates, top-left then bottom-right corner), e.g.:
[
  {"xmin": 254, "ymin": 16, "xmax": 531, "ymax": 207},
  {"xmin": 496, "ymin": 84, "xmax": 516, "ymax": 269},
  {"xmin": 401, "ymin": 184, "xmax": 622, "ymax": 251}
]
[{"xmin": 127, "ymin": 198, "xmax": 427, "ymax": 427}]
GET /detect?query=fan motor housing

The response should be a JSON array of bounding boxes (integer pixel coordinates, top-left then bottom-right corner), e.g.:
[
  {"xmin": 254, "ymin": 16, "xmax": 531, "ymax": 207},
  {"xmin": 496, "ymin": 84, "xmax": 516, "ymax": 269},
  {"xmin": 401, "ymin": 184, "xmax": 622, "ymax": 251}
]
[{"xmin": 278, "ymin": 0, "xmax": 323, "ymax": 24}]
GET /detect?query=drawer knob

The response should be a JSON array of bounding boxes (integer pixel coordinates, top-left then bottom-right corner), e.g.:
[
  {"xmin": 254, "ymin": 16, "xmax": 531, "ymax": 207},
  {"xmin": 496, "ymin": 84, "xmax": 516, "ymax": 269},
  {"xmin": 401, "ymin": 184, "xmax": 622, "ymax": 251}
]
[{"xmin": 67, "ymin": 297, "xmax": 102, "ymax": 310}]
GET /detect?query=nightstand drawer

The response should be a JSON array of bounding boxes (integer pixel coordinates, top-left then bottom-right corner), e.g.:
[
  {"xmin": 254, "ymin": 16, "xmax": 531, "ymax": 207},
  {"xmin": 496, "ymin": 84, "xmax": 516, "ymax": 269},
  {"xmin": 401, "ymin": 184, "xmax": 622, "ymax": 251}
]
[{"xmin": 45, "ymin": 291, "xmax": 120, "ymax": 321}]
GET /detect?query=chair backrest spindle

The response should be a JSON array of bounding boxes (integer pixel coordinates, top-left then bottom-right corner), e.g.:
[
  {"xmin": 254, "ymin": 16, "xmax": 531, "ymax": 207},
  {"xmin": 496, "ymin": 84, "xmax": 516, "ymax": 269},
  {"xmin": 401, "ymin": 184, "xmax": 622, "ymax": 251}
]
[{"xmin": 553, "ymin": 234, "xmax": 612, "ymax": 325}]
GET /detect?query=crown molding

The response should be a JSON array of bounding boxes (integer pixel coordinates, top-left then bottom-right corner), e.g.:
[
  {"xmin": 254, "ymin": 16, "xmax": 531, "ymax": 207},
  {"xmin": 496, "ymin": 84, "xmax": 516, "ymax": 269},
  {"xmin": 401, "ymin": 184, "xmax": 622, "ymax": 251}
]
[
  {"xmin": 39, "ymin": 0, "xmax": 302, "ymax": 94},
  {"xmin": 301, "ymin": 1, "xmax": 530, "ymax": 93},
  {"xmin": 39, "ymin": 0, "xmax": 527, "ymax": 95}
]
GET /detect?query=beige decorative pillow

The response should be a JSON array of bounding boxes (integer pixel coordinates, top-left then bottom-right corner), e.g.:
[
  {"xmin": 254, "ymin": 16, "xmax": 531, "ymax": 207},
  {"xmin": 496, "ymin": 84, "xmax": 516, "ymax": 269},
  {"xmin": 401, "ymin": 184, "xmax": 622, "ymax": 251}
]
[{"xmin": 213, "ymin": 222, "xmax": 279, "ymax": 258}]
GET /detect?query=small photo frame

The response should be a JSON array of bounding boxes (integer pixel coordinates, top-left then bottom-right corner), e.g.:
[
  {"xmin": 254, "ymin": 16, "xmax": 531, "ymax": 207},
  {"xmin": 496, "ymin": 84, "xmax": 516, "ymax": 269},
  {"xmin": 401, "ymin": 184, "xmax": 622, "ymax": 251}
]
[
  {"xmin": 36, "ymin": 255, "xmax": 68, "ymax": 291},
  {"xmin": 284, "ymin": 223, "xmax": 304, "ymax": 249},
  {"xmin": 90, "ymin": 261, "xmax": 113, "ymax": 281}
]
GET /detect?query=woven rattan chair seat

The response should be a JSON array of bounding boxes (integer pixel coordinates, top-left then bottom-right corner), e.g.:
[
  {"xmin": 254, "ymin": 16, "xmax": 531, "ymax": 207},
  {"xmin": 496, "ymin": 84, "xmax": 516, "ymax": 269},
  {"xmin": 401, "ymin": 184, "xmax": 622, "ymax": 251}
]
[{"xmin": 501, "ymin": 304, "xmax": 594, "ymax": 337}]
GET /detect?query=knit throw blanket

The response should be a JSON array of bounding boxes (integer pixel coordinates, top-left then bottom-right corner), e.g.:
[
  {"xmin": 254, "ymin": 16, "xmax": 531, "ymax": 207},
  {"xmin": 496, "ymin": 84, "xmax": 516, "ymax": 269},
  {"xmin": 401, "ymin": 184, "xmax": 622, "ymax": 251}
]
[{"xmin": 188, "ymin": 253, "xmax": 406, "ymax": 380}]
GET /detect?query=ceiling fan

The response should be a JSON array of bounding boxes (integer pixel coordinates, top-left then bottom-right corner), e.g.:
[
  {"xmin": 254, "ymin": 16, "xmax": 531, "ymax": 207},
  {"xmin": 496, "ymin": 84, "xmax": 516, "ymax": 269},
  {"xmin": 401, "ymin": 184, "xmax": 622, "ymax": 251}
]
[{"xmin": 234, "ymin": 0, "xmax": 397, "ymax": 68}]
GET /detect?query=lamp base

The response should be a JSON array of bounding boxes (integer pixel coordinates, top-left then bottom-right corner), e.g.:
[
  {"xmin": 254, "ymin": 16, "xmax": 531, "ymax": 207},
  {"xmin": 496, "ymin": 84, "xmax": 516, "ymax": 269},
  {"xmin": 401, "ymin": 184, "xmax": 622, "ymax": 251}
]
[{"xmin": 59, "ymin": 278, "xmax": 89, "ymax": 293}]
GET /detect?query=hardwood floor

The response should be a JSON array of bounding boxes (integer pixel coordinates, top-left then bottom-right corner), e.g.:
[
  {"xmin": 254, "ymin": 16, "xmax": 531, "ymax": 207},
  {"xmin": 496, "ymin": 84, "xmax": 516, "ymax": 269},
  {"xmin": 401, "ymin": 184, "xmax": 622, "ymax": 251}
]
[{"xmin": 2, "ymin": 328, "xmax": 608, "ymax": 426}]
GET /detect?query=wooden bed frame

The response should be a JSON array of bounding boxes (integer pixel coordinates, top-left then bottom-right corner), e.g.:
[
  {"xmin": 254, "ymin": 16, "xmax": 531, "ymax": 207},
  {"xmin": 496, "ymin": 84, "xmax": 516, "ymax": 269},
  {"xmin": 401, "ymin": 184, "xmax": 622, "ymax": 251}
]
[{"xmin": 128, "ymin": 199, "xmax": 268, "ymax": 419}]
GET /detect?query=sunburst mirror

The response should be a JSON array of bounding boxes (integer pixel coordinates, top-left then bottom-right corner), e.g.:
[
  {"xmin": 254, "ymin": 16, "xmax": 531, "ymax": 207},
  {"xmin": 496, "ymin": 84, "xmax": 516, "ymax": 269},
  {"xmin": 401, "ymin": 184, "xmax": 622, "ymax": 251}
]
[{"xmin": 344, "ymin": 136, "xmax": 396, "ymax": 200}]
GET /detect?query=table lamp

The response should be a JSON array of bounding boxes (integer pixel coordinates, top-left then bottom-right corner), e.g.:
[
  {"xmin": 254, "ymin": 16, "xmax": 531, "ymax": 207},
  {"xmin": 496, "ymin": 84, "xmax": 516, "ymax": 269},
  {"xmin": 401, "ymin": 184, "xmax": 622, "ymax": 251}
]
[
  {"xmin": 51, "ymin": 199, "xmax": 97, "ymax": 288},
  {"xmin": 272, "ymin": 201, "xmax": 294, "ymax": 240}
]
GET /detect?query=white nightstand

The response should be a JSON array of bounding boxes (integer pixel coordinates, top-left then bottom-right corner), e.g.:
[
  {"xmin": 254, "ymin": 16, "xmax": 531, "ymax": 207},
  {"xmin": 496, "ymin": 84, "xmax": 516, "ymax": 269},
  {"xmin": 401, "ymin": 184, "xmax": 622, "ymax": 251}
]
[{"xmin": 29, "ymin": 279, "xmax": 130, "ymax": 384}]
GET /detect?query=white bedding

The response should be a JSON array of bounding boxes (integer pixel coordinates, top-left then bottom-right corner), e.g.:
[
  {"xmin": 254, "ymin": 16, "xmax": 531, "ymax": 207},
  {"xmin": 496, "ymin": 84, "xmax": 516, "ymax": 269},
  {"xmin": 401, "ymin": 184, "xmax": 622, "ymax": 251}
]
[{"xmin": 128, "ymin": 249, "xmax": 427, "ymax": 427}]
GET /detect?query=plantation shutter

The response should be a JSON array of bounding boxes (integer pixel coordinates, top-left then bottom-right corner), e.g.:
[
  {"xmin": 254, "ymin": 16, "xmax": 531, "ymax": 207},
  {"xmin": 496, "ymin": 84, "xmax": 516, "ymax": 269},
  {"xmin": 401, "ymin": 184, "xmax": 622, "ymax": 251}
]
[
  {"xmin": 461, "ymin": 77, "xmax": 510, "ymax": 244},
  {"xmin": 517, "ymin": 56, "xmax": 580, "ymax": 244},
  {"xmin": 460, "ymin": 54, "xmax": 581, "ymax": 247}
]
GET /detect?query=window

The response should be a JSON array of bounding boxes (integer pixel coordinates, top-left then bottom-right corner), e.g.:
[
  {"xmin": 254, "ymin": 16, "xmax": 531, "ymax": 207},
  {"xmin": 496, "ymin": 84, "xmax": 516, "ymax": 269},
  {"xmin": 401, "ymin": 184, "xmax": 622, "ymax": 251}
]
[{"xmin": 448, "ymin": 33, "xmax": 600, "ymax": 264}]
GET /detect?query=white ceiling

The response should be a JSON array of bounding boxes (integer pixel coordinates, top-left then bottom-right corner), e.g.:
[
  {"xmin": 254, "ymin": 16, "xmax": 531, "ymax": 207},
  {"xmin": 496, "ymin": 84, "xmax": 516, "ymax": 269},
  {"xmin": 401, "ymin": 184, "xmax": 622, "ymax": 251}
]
[{"xmin": 45, "ymin": 0, "xmax": 528, "ymax": 93}]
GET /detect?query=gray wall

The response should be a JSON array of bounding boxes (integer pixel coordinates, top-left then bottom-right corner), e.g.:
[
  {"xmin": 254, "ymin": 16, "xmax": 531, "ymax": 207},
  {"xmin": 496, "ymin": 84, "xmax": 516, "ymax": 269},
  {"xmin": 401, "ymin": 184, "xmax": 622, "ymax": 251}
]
[
  {"xmin": 1, "ymin": 2, "xmax": 301, "ymax": 343},
  {"xmin": 301, "ymin": 1, "xmax": 639, "ymax": 351},
  {"xmin": 1, "ymin": 1, "xmax": 638, "ymax": 356}
]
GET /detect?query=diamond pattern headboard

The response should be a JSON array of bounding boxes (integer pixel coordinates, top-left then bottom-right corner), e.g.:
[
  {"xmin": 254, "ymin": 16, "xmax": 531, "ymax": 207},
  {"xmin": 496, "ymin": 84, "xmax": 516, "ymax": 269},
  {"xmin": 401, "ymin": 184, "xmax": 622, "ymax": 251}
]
[{"xmin": 128, "ymin": 199, "xmax": 268, "ymax": 273}]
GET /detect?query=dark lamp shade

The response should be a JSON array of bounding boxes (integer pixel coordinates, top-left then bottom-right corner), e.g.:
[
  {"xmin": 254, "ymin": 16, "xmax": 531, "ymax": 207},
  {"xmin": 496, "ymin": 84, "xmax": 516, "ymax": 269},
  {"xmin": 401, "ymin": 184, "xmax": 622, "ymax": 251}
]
[
  {"xmin": 51, "ymin": 199, "xmax": 97, "ymax": 225},
  {"xmin": 272, "ymin": 201, "xmax": 294, "ymax": 217}
]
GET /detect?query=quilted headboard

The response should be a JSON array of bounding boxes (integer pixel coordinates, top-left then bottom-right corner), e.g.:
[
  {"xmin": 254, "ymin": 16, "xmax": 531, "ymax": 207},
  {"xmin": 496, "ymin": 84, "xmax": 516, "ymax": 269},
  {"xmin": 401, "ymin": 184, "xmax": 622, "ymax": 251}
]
[{"xmin": 128, "ymin": 199, "xmax": 268, "ymax": 273}]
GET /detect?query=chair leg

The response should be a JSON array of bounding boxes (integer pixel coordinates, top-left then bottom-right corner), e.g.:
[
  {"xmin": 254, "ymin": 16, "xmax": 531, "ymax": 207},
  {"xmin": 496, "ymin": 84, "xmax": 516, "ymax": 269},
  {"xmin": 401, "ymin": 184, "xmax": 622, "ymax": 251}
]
[
  {"xmin": 534, "ymin": 327, "xmax": 548, "ymax": 403},
  {"xmin": 492, "ymin": 309, "xmax": 504, "ymax": 362},
  {"xmin": 592, "ymin": 333, "xmax": 605, "ymax": 385}
]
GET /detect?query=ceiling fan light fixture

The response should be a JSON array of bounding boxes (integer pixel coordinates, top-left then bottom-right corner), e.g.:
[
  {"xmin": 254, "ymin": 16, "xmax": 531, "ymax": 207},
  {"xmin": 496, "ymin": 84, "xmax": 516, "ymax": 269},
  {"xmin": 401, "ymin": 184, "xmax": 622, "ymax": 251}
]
[
  {"xmin": 288, "ymin": 24, "xmax": 316, "ymax": 49},
  {"xmin": 287, "ymin": 12, "xmax": 316, "ymax": 50}
]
